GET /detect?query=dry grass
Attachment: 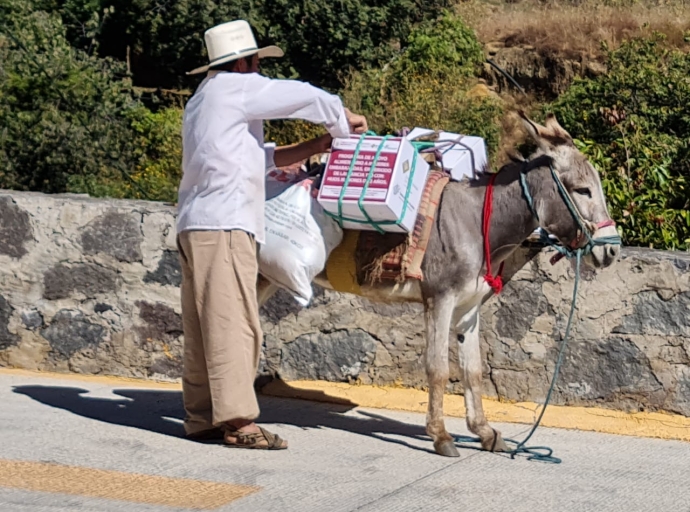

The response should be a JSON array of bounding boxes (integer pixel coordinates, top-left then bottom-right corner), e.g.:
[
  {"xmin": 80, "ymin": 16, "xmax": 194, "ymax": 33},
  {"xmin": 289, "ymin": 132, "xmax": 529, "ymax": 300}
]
[{"xmin": 456, "ymin": 0, "xmax": 690, "ymax": 58}]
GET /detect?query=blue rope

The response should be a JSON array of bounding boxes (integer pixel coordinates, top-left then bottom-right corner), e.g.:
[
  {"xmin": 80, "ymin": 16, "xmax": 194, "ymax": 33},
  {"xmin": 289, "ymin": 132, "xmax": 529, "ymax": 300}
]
[
  {"xmin": 519, "ymin": 170, "xmax": 540, "ymax": 222},
  {"xmin": 507, "ymin": 248, "xmax": 583, "ymax": 463},
  {"xmin": 455, "ymin": 161, "xmax": 623, "ymax": 463},
  {"xmin": 357, "ymin": 135, "xmax": 392, "ymax": 234},
  {"xmin": 335, "ymin": 132, "xmax": 371, "ymax": 229}
]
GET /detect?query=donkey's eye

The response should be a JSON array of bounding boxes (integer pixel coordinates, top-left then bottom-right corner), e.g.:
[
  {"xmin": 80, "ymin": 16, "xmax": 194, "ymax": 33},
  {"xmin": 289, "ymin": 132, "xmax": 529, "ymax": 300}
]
[{"xmin": 574, "ymin": 188, "xmax": 592, "ymax": 198}]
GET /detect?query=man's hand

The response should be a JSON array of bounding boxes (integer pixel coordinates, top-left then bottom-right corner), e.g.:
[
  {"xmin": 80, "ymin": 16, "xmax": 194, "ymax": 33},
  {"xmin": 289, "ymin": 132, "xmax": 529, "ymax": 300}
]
[{"xmin": 345, "ymin": 108, "xmax": 368, "ymax": 134}]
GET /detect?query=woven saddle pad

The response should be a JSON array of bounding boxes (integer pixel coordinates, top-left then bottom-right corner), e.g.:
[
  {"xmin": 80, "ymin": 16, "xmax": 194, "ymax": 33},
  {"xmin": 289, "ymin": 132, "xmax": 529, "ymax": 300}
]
[{"xmin": 326, "ymin": 170, "xmax": 450, "ymax": 291}]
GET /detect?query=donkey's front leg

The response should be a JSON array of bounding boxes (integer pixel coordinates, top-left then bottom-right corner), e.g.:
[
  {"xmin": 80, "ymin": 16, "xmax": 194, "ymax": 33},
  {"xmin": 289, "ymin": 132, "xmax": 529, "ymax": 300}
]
[
  {"xmin": 424, "ymin": 293, "xmax": 459, "ymax": 457},
  {"xmin": 460, "ymin": 307, "xmax": 508, "ymax": 452}
]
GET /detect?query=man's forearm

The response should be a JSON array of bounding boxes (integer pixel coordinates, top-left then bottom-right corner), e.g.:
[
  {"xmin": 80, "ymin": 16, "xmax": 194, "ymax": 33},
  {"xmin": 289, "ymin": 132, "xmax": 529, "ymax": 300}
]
[{"xmin": 273, "ymin": 137, "xmax": 329, "ymax": 168}]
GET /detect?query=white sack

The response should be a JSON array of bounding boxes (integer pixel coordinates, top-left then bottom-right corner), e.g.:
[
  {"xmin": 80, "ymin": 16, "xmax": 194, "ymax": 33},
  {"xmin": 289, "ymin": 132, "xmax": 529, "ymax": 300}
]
[
  {"xmin": 265, "ymin": 166, "xmax": 308, "ymax": 200},
  {"xmin": 259, "ymin": 180, "xmax": 343, "ymax": 306}
]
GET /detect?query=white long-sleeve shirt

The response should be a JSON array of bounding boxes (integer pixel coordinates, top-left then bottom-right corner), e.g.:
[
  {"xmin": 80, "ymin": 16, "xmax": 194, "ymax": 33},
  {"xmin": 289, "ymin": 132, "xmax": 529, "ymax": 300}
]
[{"xmin": 176, "ymin": 70, "xmax": 351, "ymax": 243}]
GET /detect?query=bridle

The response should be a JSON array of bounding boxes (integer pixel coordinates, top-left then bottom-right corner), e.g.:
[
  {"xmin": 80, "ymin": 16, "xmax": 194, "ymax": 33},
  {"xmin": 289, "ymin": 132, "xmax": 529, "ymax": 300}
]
[{"xmin": 519, "ymin": 161, "xmax": 623, "ymax": 264}]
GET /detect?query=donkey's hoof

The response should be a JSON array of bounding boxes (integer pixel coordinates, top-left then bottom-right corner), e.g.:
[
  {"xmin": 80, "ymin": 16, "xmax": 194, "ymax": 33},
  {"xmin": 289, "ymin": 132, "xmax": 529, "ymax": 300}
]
[
  {"xmin": 434, "ymin": 440, "xmax": 460, "ymax": 457},
  {"xmin": 482, "ymin": 430, "xmax": 509, "ymax": 452}
]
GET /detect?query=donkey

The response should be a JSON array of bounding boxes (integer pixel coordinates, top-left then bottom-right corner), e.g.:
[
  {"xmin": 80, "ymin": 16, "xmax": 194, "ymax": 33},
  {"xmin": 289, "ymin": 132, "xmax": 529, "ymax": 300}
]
[{"xmin": 257, "ymin": 112, "xmax": 621, "ymax": 457}]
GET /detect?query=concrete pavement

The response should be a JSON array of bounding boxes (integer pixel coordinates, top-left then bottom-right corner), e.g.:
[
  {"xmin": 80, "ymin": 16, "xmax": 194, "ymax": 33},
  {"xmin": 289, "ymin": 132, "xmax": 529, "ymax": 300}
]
[{"xmin": 0, "ymin": 370, "xmax": 689, "ymax": 512}]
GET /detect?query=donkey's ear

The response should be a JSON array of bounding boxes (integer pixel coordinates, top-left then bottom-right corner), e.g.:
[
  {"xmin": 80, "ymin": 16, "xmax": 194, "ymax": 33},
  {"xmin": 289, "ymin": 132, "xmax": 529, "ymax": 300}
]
[
  {"xmin": 518, "ymin": 110, "xmax": 547, "ymax": 141},
  {"xmin": 544, "ymin": 113, "xmax": 573, "ymax": 142},
  {"xmin": 518, "ymin": 110, "xmax": 573, "ymax": 149}
]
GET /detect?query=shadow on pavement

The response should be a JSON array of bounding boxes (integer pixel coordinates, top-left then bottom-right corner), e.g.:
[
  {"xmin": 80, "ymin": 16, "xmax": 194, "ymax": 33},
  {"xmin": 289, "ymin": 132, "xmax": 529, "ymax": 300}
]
[
  {"xmin": 12, "ymin": 385, "xmax": 186, "ymax": 437},
  {"xmin": 12, "ymin": 382, "xmax": 435, "ymax": 454}
]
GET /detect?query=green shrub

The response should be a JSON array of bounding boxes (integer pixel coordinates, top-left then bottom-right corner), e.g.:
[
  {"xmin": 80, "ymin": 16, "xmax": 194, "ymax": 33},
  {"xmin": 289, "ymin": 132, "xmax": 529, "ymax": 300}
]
[
  {"xmin": 0, "ymin": 1, "xmax": 142, "ymax": 194},
  {"xmin": 396, "ymin": 10, "xmax": 484, "ymax": 78},
  {"xmin": 341, "ymin": 13, "xmax": 503, "ymax": 159},
  {"xmin": 550, "ymin": 35, "xmax": 690, "ymax": 250},
  {"xmin": 264, "ymin": 120, "xmax": 327, "ymax": 147},
  {"xmin": 127, "ymin": 107, "xmax": 183, "ymax": 201},
  {"xmin": 260, "ymin": 0, "xmax": 454, "ymax": 89},
  {"xmin": 70, "ymin": 107, "xmax": 183, "ymax": 202},
  {"xmin": 0, "ymin": 1, "xmax": 183, "ymax": 201}
]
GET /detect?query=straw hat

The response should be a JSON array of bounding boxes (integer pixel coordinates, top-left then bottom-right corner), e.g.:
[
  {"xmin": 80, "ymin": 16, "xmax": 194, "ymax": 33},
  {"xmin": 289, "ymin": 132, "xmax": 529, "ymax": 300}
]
[{"xmin": 187, "ymin": 20, "xmax": 284, "ymax": 75}]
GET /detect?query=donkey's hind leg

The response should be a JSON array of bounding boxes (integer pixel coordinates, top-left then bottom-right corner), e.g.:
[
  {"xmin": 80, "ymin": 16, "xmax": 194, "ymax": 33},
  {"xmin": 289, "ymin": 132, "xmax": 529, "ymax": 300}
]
[
  {"xmin": 459, "ymin": 306, "xmax": 508, "ymax": 452},
  {"xmin": 424, "ymin": 292, "xmax": 459, "ymax": 457}
]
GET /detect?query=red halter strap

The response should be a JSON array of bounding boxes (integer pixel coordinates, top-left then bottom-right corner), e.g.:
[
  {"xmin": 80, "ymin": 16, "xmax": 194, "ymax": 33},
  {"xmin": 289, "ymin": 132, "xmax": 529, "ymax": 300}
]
[{"xmin": 483, "ymin": 173, "xmax": 505, "ymax": 294}]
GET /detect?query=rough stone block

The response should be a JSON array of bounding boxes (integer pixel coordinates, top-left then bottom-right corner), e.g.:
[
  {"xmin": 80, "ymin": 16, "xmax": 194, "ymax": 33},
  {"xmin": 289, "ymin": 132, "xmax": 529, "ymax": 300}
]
[
  {"xmin": 496, "ymin": 279, "xmax": 550, "ymax": 341},
  {"xmin": 555, "ymin": 337, "xmax": 664, "ymax": 411},
  {"xmin": 43, "ymin": 263, "xmax": 118, "ymax": 300},
  {"xmin": 136, "ymin": 301, "xmax": 182, "ymax": 343},
  {"xmin": 0, "ymin": 295, "xmax": 19, "ymax": 350},
  {"xmin": 21, "ymin": 310, "xmax": 44, "ymax": 330},
  {"xmin": 614, "ymin": 291, "xmax": 690, "ymax": 337},
  {"xmin": 149, "ymin": 356, "xmax": 183, "ymax": 378},
  {"xmin": 41, "ymin": 309, "xmax": 106, "ymax": 359},
  {"xmin": 94, "ymin": 303, "xmax": 113, "ymax": 314},
  {"xmin": 0, "ymin": 196, "xmax": 33, "ymax": 259},
  {"xmin": 144, "ymin": 250, "xmax": 182, "ymax": 287},
  {"xmin": 279, "ymin": 329, "xmax": 377, "ymax": 382},
  {"xmin": 80, "ymin": 210, "xmax": 143, "ymax": 263}
]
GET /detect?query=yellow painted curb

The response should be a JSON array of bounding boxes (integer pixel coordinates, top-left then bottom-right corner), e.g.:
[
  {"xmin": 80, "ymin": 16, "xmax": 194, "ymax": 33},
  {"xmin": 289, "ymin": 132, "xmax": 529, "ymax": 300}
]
[
  {"xmin": 262, "ymin": 380, "xmax": 690, "ymax": 443},
  {"xmin": 3, "ymin": 368, "xmax": 689, "ymax": 442},
  {"xmin": 0, "ymin": 368, "xmax": 182, "ymax": 390}
]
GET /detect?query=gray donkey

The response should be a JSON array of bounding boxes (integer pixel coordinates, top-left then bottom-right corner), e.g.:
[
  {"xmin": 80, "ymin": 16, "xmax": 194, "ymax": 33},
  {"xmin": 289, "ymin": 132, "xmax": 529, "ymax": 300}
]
[{"xmin": 257, "ymin": 112, "xmax": 621, "ymax": 457}]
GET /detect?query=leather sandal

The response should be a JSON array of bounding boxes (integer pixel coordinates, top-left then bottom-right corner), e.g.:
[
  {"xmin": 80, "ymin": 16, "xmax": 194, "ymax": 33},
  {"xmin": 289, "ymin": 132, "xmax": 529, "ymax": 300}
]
[{"xmin": 223, "ymin": 426, "xmax": 287, "ymax": 450}]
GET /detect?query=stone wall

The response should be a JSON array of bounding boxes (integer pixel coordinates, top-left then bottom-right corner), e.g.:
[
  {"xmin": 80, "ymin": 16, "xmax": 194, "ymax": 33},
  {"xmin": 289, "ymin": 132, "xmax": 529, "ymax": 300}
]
[{"xmin": 1, "ymin": 190, "xmax": 689, "ymax": 416}]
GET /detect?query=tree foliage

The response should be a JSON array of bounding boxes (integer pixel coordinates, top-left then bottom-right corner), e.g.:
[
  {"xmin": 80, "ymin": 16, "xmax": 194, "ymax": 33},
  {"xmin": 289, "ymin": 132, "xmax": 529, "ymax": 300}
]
[
  {"xmin": 0, "ymin": 0, "xmax": 140, "ymax": 193},
  {"xmin": 0, "ymin": 0, "xmax": 181, "ymax": 201},
  {"xmin": 261, "ymin": 0, "xmax": 454, "ymax": 88},
  {"xmin": 38, "ymin": 0, "xmax": 452, "ymax": 90},
  {"xmin": 2, "ymin": 0, "xmax": 689, "ymax": 252}
]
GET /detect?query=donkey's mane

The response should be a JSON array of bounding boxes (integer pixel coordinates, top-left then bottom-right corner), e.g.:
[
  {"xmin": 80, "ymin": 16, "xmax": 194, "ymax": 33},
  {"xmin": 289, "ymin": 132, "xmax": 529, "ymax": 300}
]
[{"xmin": 469, "ymin": 154, "xmax": 554, "ymax": 187}]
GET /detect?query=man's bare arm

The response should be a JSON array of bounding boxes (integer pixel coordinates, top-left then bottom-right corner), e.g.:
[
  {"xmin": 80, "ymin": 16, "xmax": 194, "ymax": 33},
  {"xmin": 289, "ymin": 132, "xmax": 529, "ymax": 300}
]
[{"xmin": 273, "ymin": 134, "xmax": 333, "ymax": 169}]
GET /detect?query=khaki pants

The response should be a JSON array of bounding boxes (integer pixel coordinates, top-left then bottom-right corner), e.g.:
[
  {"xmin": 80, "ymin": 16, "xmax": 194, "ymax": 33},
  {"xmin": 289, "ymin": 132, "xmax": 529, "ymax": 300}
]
[{"xmin": 177, "ymin": 230, "xmax": 262, "ymax": 436}]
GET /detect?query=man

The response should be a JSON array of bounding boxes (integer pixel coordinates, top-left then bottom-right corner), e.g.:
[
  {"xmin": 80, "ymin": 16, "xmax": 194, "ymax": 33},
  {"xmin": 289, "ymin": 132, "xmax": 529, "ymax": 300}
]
[{"xmin": 176, "ymin": 20, "xmax": 368, "ymax": 450}]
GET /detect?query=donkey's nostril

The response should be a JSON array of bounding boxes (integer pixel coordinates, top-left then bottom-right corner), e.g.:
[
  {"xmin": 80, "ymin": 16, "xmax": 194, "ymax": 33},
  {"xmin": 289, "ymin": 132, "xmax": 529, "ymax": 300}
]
[{"xmin": 604, "ymin": 245, "xmax": 620, "ymax": 264}]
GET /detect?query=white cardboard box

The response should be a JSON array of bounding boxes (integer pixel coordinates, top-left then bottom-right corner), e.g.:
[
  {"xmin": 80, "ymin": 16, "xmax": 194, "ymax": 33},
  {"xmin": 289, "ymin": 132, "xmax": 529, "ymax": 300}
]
[
  {"xmin": 406, "ymin": 128, "xmax": 488, "ymax": 181},
  {"xmin": 317, "ymin": 135, "xmax": 430, "ymax": 233}
]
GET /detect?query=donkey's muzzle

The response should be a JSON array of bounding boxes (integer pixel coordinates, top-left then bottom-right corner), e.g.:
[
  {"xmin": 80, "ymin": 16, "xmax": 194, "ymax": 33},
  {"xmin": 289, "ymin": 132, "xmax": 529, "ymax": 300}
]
[{"xmin": 589, "ymin": 223, "xmax": 621, "ymax": 268}]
